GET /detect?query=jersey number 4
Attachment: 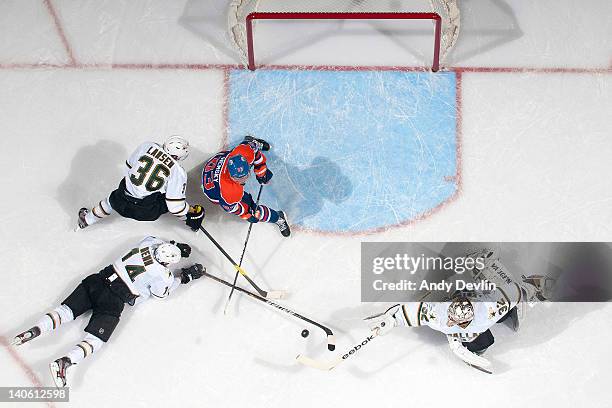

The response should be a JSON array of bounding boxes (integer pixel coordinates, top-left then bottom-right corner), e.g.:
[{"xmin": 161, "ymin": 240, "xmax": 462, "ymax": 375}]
[
  {"xmin": 122, "ymin": 248, "xmax": 146, "ymax": 282},
  {"xmin": 130, "ymin": 156, "xmax": 170, "ymax": 192}
]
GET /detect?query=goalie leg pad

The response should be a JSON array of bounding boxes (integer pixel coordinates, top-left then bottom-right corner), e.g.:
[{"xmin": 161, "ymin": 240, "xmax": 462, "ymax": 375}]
[{"xmin": 463, "ymin": 329, "xmax": 495, "ymax": 354}]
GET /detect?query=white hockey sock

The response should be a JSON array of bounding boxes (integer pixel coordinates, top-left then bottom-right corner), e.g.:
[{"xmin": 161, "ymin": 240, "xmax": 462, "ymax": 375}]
[
  {"xmin": 66, "ymin": 333, "xmax": 104, "ymax": 364},
  {"xmin": 36, "ymin": 304, "xmax": 74, "ymax": 333},
  {"xmin": 85, "ymin": 198, "xmax": 113, "ymax": 225}
]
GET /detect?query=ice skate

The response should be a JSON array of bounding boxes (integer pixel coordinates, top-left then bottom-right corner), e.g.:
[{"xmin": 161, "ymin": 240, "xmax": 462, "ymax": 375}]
[
  {"xmin": 76, "ymin": 207, "xmax": 89, "ymax": 231},
  {"xmin": 276, "ymin": 211, "xmax": 291, "ymax": 237},
  {"xmin": 50, "ymin": 356, "xmax": 74, "ymax": 388},
  {"xmin": 12, "ymin": 326, "xmax": 41, "ymax": 346},
  {"xmin": 244, "ymin": 135, "xmax": 270, "ymax": 151}
]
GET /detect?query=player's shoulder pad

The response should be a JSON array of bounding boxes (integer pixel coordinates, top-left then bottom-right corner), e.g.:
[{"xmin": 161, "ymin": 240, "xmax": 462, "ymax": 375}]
[
  {"xmin": 230, "ymin": 143, "xmax": 255, "ymax": 163},
  {"xmin": 172, "ymin": 162, "xmax": 187, "ymax": 178}
]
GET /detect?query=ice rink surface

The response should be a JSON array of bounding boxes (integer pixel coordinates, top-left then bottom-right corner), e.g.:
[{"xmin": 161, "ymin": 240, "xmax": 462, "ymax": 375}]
[{"xmin": 0, "ymin": 0, "xmax": 611, "ymax": 407}]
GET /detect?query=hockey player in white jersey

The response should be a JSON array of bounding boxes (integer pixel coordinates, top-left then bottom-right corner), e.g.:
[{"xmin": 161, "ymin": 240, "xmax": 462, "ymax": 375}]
[
  {"xmin": 11, "ymin": 236, "xmax": 205, "ymax": 388},
  {"xmin": 365, "ymin": 248, "xmax": 554, "ymax": 372},
  {"xmin": 78, "ymin": 136, "xmax": 205, "ymax": 231}
]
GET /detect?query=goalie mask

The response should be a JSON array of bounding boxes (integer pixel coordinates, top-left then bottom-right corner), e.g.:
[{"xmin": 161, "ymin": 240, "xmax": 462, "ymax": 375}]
[{"xmin": 447, "ymin": 297, "xmax": 474, "ymax": 328}]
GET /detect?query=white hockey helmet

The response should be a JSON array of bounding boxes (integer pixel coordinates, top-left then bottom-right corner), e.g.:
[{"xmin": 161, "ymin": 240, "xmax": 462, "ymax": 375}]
[
  {"xmin": 447, "ymin": 296, "xmax": 474, "ymax": 327},
  {"xmin": 154, "ymin": 243, "xmax": 182, "ymax": 265},
  {"xmin": 163, "ymin": 136, "xmax": 190, "ymax": 161}
]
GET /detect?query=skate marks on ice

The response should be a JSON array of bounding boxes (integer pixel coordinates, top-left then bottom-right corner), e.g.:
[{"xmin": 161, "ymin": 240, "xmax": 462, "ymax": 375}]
[
  {"xmin": 227, "ymin": 69, "xmax": 458, "ymax": 233},
  {"xmin": 252, "ymin": 153, "xmax": 353, "ymax": 231}
]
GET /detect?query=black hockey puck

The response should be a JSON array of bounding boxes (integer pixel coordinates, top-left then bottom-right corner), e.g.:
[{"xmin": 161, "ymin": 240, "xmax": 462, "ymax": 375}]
[
  {"xmin": 328, "ymin": 344, "xmax": 336, "ymax": 351},
  {"xmin": 301, "ymin": 329, "xmax": 309, "ymax": 338}
]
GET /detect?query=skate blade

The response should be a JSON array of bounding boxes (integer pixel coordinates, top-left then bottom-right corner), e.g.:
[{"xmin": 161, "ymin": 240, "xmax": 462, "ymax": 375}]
[{"xmin": 49, "ymin": 362, "xmax": 66, "ymax": 388}]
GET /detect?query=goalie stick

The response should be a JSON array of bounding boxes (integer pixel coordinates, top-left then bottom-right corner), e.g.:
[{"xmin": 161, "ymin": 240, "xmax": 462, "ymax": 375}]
[
  {"xmin": 296, "ymin": 331, "xmax": 378, "ymax": 370},
  {"xmin": 298, "ymin": 295, "xmax": 432, "ymax": 370},
  {"xmin": 199, "ymin": 225, "xmax": 285, "ymax": 299},
  {"xmin": 203, "ymin": 269, "xmax": 336, "ymax": 351}
]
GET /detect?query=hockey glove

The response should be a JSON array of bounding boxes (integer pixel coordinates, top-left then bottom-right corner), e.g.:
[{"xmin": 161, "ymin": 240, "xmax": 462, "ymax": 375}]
[
  {"xmin": 364, "ymin": 304, "xmax": 401, "ymax": 336},
  {"xmin": 447, "ymin": 335, "xmax": 491, "ymax": 370},
  {"xmin": 256, "ymin": 168, "xmax": 273, "ymax": 184},
  {"xmin": 171, "ymin": 241, "xmax": 191, "ymax": 258},
  {"xmin": 246, "ymin": 206, "xmax": 263, "ymax": 223},
  {"xmin": 180, "ymin": 263, "xmax": 205, "ymax": 284},
  {"xmin": 186, "ymin": 205, "xmax": 205, "ymax": 231}
]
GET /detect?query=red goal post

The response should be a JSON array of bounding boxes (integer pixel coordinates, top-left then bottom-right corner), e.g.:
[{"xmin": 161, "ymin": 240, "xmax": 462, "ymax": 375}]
[
  {"xmin": 228, "ymin": 0, "xmax": 460, "ymax": 72},
  {"xmin": 245, "ymin": 12, "xmax": 443, "ymax": 71}
]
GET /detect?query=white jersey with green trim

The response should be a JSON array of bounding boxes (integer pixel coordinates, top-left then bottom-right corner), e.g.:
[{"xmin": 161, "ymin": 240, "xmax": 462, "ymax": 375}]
[
  {"xmin": 124, "ymin": 142, "xmax": 190, "ymax": 217},
  {"xmin": 401, "ymin": 259, "xmax": 524, "ymax": 342},
  {"xmin": 112, "ymin": 236, "xmax": 181, "ymax": 304}
]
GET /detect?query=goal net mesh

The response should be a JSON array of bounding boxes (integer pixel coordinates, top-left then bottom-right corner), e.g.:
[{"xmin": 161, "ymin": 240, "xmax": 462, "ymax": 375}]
[{"xmin": 228, "ymin": 0, "xmax": 460, "ymax": 67}]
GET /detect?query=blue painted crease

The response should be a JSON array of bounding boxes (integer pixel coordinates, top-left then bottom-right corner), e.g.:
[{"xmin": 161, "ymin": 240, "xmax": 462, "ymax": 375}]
[{"xmin": 228, "ymin": 69, "xmax": 457, "ymax": 232}]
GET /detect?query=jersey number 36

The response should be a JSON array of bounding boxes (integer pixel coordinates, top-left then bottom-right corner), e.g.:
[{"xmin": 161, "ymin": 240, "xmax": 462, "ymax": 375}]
[{"xmin": 130, "ymin": 156, "xmax": 170, "ymax": 192}]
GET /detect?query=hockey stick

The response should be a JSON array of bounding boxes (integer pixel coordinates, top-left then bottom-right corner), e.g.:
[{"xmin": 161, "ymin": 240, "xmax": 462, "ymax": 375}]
[
  {"xmin": 223, "ymin": 184, "xmax": 264, "ymax": 314},
  {"xmin": 203, "ymin": 269, "xmax": 336, "ymax": 351},
  {"xmin": 198, "ymin": 226, "xmax": 285, "ymax": 299},
  {"xmin": 297, "ymin": 297, "xmax": 432, "ymax": 370},
  {"xmin": 296, "ymin": 331, "xmax": 378, "ymax": 370}
]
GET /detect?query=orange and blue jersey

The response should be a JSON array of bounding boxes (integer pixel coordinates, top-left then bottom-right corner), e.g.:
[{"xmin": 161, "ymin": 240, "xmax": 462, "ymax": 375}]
[{"xmin": 201, "ymin": 141, "xmax": 277, "ymax": 222}]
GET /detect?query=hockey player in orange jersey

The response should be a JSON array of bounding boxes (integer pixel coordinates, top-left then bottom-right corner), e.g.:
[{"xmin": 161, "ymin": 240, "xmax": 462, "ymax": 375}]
[{"xmin": 201, "ymin": 135, "xmax": 290, "ymax": 237}]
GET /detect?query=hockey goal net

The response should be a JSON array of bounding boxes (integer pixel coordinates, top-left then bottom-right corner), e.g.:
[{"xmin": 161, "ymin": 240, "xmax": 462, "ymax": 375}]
[{"xmin": 228, "ymin": 0, "xmax": 460, "ymax": 71}]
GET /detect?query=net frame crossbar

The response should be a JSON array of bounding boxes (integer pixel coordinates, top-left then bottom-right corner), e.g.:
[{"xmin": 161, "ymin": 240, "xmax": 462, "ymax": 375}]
[{"xmin": 245, "ymin": 12, "xmax": 442, "ymax": 71}]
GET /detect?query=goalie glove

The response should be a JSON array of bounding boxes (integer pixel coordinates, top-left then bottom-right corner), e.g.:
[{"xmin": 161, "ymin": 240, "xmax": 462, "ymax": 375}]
[
  {"xmin": 180, "ymin": 264, "xmax": 205, "ymax": 284},
  {"xmin": 364, "ymin": 304, "xmax": 402, "ymax": 336},
  {"xmin": 522, "ymin": 275, "xmax": 555, "ymax": 301},
  {"xmin": 447, "ymin": 335, "xmax": 491, "ymax": 370}
]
